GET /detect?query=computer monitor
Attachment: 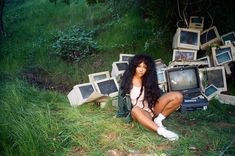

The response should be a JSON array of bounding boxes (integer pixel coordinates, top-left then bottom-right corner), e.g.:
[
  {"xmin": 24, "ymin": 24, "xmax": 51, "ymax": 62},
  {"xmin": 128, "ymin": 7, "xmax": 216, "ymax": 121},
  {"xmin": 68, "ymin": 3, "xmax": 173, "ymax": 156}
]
[
  {"xmin": 201, "ymin": 84, "xmax": 219, "ymax": 101},
  {"xmin": 67, "ymin": 89, "xmax": 80, "ymax": 106},
  {"xmin": 172, "ymin": 49, "xmax": 197, "ymax": 61},
  {"xmin": 212, "ymin": 45, "xmax": 233, "ymax": 66},
  {"xmin": 157, "ymin": 71, "xmax": 166, "ymax": 84},
  {"xmin": 221, "ymin": 32, "xmax": 235, "ymax": 44},
  {"xmin": 189, "ymin": 16, "xmax": 204, "ymax": 31},
  {"xmin": 172, "ymin": 27, "xmax": 200, "ymax": 50},
  {"xmin": 119, "ymin": 54, "xmax": 135, "ymax": 62},
  {"xmin": 88, "ymin": 71, "xmax": 110, "ymax": 84},
  {"xmin": 197, "ymin": 55, "xmax": 211, "ymax": 67},
  {"xmin": 165, "ymin": 66, "xmax": 201, "ymax": 95},
  {"xmin": 200, "ymin": 26, "xmax": 221, "ymax": 50},
  {"xmin": 71, "ymin": 82, "xmax": 96, "ymax": 106},
  {"xmin": 199, "ymin": 66, "xmax": 227, "ymax": 92},
  {"xmin": 94, "ymin": 77, "xmax": 119, "ymax": 97},
  {"xmin": 111, "ymin": 61, "xmax": 129, "ymax": 77}
]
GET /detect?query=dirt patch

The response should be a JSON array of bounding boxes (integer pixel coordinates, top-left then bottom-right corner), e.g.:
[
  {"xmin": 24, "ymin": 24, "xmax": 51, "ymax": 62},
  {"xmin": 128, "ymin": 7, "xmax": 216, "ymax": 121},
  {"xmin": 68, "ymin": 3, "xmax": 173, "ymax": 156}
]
[{"xmin": 21, "ymin": 65, "xmax": 72, "ymax": 94}]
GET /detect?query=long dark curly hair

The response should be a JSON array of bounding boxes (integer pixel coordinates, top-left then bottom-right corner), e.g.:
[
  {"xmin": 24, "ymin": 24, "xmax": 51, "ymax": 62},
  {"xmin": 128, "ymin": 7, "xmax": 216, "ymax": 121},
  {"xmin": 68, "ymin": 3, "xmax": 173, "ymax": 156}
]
[{"xmin": 120, "ymin": 54, "xmax": 161, "ymax": 110}]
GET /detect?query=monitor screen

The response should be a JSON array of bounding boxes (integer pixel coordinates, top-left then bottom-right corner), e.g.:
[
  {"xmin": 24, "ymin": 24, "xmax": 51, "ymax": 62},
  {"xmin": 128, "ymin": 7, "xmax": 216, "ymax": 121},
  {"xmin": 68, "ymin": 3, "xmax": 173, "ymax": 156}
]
[
  {"xmin": 116, "ymin": 62, "xmax": 128, "ymax": 71},
  {"xmin": 199, "ymin": 67, "xmax": 227, "ymax": 92},
  {"xmin": 180, "ymin": 30, "xmax": 198, "ymax": 46},
  {"xmin": 93, "ymin": 74, "xmax": 108, "ymax": 81},
  {"xmin": 222, "ymin": 32, "xmax": 235, "ymax": 43},
  {"xmin": 166, "ymin": 66, "xmax": 200, "ymax": 93},
  {"xmin": 79, "ymin": 85, "xmax": 95, "ymax": 99},
  {"xmin": 200, "ymin": 28, "xmax": 217, "ymax": 44},
  {"xmin": 96, "ymin": 79, "xmax": 118, "ymax": 95},
  {"xmin": 204, "ymin": 85, "xmax": 218, "ymax": 97},
  {"xmin": 191, "ymin": 17, "xmax": 202, "ymax": 25}
]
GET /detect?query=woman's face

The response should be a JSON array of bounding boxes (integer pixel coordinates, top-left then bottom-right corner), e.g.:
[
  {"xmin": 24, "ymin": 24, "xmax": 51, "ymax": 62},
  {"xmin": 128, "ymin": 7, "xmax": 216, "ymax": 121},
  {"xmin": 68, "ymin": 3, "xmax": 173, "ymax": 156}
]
[{"xmin": 135, "ymin": 62, "xmax": 147, "ymax": 78}]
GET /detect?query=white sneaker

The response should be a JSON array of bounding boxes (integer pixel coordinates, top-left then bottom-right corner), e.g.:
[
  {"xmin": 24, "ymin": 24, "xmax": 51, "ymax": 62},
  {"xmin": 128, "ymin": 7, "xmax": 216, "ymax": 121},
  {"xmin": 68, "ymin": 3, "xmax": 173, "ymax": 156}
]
[{"xmin": 157, "ymin": 127, "xmax": 179, "ymax": 141}]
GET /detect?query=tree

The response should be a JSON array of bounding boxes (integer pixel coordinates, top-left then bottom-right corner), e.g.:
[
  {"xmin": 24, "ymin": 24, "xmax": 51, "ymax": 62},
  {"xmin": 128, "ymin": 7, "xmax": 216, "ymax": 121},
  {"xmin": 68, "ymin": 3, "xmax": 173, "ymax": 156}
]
[{"xmin": 0, "ymin": 0, "xmax": 4, "ymax": 36}]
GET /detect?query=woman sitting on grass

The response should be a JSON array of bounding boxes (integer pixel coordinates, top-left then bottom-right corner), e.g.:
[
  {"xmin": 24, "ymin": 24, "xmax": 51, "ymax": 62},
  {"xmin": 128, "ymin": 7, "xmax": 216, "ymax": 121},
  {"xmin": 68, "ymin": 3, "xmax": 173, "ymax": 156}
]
[{"xmin": 117, "ymin": 54, "xmax": 183, "ymax": 141}]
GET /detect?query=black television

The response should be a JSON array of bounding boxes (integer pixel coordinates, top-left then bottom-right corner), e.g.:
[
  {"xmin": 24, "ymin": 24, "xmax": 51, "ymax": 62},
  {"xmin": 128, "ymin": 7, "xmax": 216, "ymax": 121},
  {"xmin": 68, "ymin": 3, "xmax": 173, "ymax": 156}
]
[{"xmin": 165, "ymin": 66, "xmax": 201, "ymax": 96}]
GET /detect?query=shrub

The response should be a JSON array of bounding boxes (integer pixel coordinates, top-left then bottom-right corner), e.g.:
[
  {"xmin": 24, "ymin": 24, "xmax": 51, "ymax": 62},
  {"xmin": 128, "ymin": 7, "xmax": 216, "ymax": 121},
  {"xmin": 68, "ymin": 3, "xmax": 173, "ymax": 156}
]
[{"xmin": 52, "ymin": 26, "xmax": 99, "ymax": 62}]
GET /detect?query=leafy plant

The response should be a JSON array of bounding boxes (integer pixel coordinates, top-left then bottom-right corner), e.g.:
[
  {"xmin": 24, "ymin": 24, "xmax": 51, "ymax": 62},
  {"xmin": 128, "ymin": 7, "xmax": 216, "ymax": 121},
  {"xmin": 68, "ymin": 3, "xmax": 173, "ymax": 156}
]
[{"xmin": 52, "ymin": 26, "xmax": 99, "ymax": 62}]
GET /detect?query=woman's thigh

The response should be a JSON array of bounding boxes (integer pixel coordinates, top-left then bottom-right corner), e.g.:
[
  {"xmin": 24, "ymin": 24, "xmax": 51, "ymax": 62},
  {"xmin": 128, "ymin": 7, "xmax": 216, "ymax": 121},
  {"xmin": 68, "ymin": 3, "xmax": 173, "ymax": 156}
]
[
  {"xmin": 131, "ymin": 106, "xmax": 152, "ymax": 121},
  {"xmin": 154, "ymin": 91, "xmax": 183, "ymax": 114}
]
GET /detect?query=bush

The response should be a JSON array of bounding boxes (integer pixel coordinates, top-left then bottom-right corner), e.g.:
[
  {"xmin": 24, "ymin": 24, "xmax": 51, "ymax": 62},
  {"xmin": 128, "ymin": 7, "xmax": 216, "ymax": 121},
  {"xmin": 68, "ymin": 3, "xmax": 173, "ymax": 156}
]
[{"xmin": 52, "ymin": 26, "xmax": 99, "ymax": 62}]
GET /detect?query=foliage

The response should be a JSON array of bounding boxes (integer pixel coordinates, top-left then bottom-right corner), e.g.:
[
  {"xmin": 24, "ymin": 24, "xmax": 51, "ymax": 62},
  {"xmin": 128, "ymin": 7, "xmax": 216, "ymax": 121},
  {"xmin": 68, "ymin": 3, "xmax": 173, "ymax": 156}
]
[{"xmin": 52, "ymin": 26, "xmax": 99, "ymax": 62}]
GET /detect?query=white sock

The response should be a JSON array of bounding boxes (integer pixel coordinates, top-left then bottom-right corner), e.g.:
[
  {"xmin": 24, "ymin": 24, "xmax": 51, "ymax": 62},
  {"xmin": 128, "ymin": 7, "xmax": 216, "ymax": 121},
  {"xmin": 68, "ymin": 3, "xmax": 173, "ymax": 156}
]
[
  {"xmin": 154, "ymin": 113, "xmax": 166, "ymax": 128},
  {"xmin": 157, "ymin": 127, "xmax": 179, "ymax": 141}
]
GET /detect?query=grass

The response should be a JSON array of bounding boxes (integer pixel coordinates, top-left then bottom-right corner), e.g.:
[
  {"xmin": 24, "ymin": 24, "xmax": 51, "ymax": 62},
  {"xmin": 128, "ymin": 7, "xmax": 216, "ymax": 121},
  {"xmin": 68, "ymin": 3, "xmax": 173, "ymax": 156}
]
[{"xmin": 1, "ymin": 0, "xmax": 235, "ymax": 155}]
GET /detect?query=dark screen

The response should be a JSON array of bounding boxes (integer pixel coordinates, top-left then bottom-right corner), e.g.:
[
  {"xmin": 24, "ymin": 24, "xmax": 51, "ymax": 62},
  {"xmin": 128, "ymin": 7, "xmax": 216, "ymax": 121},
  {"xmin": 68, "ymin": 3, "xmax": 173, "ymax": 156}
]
[
  {"xmin": 222, "ymin": 33, "xmax": 235, "ymax": 42},
  {"xmin": 79, "ymin": 85, "xmax": 94, "ymax": 99},
  {"xmin": 116, "ymin": 63, "xmax": 128, "ymax": 71},
  {"xmin": 180, "ymin": 30, "xmax": 198, "ymax": 46},
  {"xmin": 200, "ymin": 69, "xmax": 224, "ymax": 89},
  {"xmin": 93, "ymin": 74, "xmax": 107, "ymax": 81},
  {"xmin": 191, "ymin": 17, "xmax": 202, "ymax": 24},
  {"xmin": 122, "ymin": 56, "xmax": 133, "ymax": 62},
  {"xmin": 200, "ymin": 28, "xmax": 217, "ymax": 44},
  {"xmin": 97, "ymin": 79, "xmax": 118, "ymax": 95}
]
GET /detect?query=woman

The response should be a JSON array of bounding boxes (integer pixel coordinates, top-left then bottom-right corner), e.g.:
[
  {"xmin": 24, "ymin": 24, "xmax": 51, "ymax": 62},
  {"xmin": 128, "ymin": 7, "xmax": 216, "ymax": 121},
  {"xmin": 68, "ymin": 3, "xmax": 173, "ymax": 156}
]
[{"xmin": 117, "ymin": 54, "xmax": 183, "ymax": 141}]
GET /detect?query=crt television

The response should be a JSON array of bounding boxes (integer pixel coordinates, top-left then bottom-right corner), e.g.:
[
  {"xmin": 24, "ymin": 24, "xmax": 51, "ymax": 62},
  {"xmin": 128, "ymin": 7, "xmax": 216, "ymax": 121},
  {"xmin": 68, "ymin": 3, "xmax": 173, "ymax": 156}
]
[
  {"xmin": 172, "ymin": 27, "xmax": 200, "ymax": 50},
  {"xmin": 165, "ymin": 66, "xmax": 201, "ymax": 96},
  {"xmin": 200, "ymin": 26, "xmax": 221, "ymax": 50}
]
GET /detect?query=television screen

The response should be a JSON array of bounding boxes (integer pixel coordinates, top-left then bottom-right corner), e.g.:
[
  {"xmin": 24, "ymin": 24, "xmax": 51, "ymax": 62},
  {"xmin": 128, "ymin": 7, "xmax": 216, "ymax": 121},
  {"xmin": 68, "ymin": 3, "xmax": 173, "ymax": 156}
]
[
  {"xmin": 166, "ymin": 66, "xmax": 200, "ymax": 94},
  {"xmin": 180, "ymin": 30, "xmax": 198, "ymax": 46},
  {"xmin": 199, "ymin": 66, "xmax": 227, "ymax": 92}
]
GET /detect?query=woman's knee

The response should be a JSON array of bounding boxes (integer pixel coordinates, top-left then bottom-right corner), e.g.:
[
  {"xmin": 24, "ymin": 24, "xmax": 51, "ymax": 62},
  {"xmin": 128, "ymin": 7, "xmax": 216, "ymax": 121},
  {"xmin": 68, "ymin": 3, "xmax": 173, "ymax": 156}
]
[{"xmin": 174, "ymin": 92, "xmax": 183, "ymax": 105}]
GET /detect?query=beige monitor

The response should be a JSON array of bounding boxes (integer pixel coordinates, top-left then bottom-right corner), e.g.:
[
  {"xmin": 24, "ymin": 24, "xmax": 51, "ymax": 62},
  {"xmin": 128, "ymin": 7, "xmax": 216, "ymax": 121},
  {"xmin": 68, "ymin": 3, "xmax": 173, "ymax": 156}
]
[
  {"xmin": 94, "ymin": 77, "xmax": 119, "ymax": 97},
  {"xmin": 88, "ymin": 71, "xmax": 110, "ymax": 84},
  {"xmin": 172, "ymin": 27, "xmax": 200, "ymax": 50},
  {"xmin": 200, "ymin": 26, "xmax": 221, "ymax": 50}
]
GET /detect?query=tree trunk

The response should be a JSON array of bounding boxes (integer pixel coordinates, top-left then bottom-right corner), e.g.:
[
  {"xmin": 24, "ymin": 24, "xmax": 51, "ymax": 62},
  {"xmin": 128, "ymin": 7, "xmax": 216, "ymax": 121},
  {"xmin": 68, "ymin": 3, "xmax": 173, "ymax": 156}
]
[{"xmin": 0, "ymin": 0, "xmax": 4, "ymax": 35}]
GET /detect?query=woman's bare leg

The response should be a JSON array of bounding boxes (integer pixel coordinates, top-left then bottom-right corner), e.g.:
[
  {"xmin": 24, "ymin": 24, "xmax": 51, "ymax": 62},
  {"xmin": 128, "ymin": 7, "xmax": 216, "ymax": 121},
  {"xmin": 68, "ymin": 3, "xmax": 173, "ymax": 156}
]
[
  {"xmin": 131, "ymin": 106, "xmax": 179, "ymax": 141},
  {"xmin": 131, "ymin": 107, "xmax": 158, "ymax": 131},
  {"xmin": 154, "ymin": 91, "xmax": 183, "ymax": 117}
]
